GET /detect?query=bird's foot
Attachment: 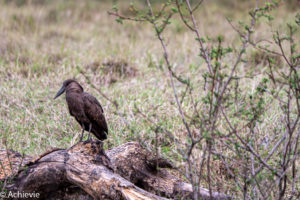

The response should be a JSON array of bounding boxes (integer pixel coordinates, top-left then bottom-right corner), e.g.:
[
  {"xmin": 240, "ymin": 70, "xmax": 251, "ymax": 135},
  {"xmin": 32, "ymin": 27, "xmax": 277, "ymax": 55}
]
[{"xmin": 83, "ymin": 138, "xmax": 94, "ymax": 145}]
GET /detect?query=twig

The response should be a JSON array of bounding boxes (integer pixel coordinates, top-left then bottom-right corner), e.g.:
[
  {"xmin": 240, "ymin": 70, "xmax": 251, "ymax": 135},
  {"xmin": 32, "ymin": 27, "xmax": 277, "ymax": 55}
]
[{"xmin": 107, "ymin": 11, "xmax": 146, "ymax": 22}]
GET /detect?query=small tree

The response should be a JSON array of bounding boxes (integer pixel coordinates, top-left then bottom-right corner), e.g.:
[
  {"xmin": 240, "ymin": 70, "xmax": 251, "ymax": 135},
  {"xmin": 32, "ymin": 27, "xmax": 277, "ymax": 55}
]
[{"xmin": 109, "ymin": 0, "xmax": 300, "ymax": 199}]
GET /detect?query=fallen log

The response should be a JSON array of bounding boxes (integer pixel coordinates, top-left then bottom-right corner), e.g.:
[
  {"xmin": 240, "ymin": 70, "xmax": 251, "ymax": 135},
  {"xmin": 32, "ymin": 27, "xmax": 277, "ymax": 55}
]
[{"xmin": 0, "ymin": 141, "xmax": 232, "ymax": 200}]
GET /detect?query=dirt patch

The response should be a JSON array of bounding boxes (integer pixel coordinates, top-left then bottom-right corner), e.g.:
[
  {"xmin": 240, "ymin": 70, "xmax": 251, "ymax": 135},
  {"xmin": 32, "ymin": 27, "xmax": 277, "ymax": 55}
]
[
  {"xmin": 85, "ymin": 61, "xmax": 100, "ymax": 72},
  {"xmin": 48, "ymin": 53, "xmax": 63, "ymax": 64},
  {"xmin": 101, "ymin": 59, "xmax": 137, "ymax": 84},
  {"xmin": 85, "ymin": 59, "xmax": 138, "ymax": 85}
]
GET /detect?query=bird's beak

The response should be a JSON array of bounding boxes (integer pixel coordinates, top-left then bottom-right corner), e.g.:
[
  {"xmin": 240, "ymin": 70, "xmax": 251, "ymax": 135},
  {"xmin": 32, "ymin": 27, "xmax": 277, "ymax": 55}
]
[{"xmin": 54, "ymin": 86, "xmax": 66, "ymax": 99}]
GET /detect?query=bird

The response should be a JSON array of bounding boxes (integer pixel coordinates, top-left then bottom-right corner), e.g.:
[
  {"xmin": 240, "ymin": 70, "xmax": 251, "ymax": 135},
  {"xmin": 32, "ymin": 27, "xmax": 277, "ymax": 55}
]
[{"xmin": 54, "ymin": 79, "xmax": 108, "ymax": 141}]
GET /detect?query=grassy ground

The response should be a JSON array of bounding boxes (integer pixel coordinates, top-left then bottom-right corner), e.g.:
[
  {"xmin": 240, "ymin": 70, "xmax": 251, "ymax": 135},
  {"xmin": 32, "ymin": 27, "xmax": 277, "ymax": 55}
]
[{"xmin": 0, "ymin": 0, "xmax": 299, "ymax": 197}]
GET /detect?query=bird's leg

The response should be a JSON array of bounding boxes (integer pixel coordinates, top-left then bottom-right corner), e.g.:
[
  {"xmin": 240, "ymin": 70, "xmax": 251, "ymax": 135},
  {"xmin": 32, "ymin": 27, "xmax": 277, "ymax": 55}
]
[
  {"xmin": 88, "ymin": 123, "xmax": 92, "ymax": 141},
  {"xmin": 80, "ymin": 124, "xmax": 85, "ymax": 142}
]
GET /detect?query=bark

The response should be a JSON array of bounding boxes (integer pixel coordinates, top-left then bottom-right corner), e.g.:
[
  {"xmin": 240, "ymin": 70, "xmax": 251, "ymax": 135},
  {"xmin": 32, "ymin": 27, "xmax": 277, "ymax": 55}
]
[{"xmin": 0, "ymin": 141, "xmax": 232, "ymax": 200}]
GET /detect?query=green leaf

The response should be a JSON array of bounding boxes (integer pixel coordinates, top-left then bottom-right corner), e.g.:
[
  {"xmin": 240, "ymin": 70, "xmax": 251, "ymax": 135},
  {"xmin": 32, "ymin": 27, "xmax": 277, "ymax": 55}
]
[
  {"xmin": 171, "ymin": 7, "xmax": 178, "ymax": 13},
  {"xmin": 112, "ymin": 4, "xmax": 118, "ymax": 12},
  {"xmin": 116, "ymin": 18, "xmax": 123, "ymax": 24}
]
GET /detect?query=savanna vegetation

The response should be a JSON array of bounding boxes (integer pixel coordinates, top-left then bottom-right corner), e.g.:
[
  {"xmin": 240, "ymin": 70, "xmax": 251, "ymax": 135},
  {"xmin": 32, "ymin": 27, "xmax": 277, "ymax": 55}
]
[{"xmin": 0, "ymin": 0, "xmax": 299, "ymax": 199}]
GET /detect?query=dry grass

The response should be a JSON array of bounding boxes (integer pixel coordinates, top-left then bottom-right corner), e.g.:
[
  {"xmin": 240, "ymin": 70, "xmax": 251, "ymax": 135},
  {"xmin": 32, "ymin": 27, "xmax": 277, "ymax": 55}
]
[{"xmin": 0, "ymin": 0, "xmax": 299, "ymax": 197}]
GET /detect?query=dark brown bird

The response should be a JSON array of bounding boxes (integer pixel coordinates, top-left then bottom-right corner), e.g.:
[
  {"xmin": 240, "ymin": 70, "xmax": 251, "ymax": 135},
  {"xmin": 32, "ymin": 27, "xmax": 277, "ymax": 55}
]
[{"xmin": 54, "ymin": 79, "xmax": 108, "ymax": 141}]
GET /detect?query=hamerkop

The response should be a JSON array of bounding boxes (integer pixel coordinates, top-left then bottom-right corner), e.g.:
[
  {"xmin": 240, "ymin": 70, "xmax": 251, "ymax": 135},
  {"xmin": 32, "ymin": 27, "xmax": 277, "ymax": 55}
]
[{"xmin": 54, "ymin": 79, "xmax": 108, "ymax": 141}]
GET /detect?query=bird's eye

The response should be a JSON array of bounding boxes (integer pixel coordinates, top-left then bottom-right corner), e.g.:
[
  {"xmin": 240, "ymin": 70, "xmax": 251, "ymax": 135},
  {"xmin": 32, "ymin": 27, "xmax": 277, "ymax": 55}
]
[{"xmin": 65, "ymin": 81, "xmax": 71, "ymax": 86}]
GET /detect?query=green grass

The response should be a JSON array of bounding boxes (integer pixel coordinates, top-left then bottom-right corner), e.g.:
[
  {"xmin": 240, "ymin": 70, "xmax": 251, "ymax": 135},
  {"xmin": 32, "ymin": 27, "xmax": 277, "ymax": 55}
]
[{"xmin": 0, "ymin": 0, "xmax": 299, "ymax": 197}]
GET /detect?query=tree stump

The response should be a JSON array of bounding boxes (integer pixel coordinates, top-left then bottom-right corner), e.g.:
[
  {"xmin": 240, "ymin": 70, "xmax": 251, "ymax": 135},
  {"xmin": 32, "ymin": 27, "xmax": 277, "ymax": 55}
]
[{"xmin": 0, "ymin": 141, "xmax": 232, "ymax": 200}]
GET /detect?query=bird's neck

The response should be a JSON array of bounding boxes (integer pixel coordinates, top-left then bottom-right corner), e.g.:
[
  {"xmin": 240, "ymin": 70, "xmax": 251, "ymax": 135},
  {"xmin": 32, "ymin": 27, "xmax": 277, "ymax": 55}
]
[
  {"xmin": 66, "ymin": 83, "xmax": 84, "ymax": 94},
  {"xmin": 66, "ymin": 88, "xmax": 83, "ymax": 93}
]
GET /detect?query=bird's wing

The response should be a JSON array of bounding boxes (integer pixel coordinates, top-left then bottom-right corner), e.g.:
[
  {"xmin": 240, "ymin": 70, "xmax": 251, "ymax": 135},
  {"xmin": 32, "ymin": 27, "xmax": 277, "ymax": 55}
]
[{"xmin": 83, "ymin": 92, "xmax": 108, "ymax": 133}]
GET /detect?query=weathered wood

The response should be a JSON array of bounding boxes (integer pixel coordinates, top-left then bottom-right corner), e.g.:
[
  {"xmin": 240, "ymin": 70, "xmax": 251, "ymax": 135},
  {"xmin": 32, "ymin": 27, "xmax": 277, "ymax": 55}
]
[
  {"xmin": 0, "ymin": 141, "xmax": 232, "ymax": 200},
  {"xmin": 107, "ymin": 142, "xmax": 232, "ymax": 200}
]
